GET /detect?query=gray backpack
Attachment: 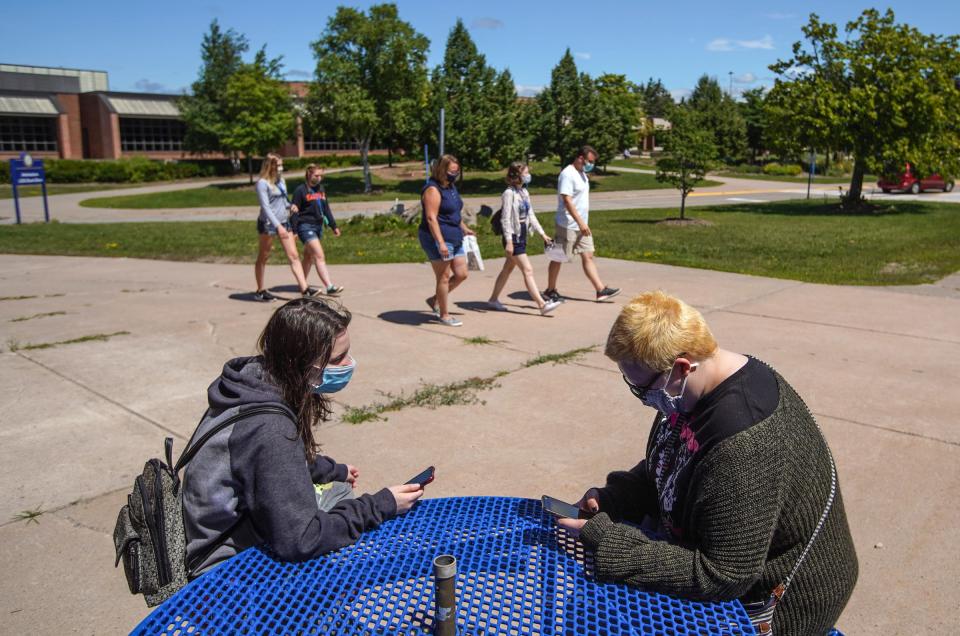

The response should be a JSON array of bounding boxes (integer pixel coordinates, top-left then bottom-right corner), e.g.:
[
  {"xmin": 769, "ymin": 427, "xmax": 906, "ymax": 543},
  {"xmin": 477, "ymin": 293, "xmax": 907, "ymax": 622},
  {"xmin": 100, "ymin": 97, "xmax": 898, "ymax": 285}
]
[{"xmin": 112, "ymin": 405, "xmax": 292, "ymax": 606}]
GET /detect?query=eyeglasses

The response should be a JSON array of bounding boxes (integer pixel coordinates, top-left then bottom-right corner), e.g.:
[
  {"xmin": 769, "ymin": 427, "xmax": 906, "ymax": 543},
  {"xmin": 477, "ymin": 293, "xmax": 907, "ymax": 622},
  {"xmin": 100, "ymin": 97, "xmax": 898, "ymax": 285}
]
[{"xmin": 621, "ymin": 373, "xmax": 662, "ymax": 401}]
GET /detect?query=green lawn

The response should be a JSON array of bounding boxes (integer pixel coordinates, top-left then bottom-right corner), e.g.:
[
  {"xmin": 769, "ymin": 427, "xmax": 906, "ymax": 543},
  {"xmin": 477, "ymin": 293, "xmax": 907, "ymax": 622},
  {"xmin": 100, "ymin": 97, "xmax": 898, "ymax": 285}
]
[
  {"xmin": 77, "ymin": 161, "xmax": 682, "ymax": 209},
  {"xmin": 0, "ymin": 182, "xmax": 157, "ymax": 200},
  {"xmin": 713, "ymin": 171, "xmax": 879, "ymax": 185},
  {"xmin": 2, "ymin": 200, "xmax": 957, "ymax": 285}
]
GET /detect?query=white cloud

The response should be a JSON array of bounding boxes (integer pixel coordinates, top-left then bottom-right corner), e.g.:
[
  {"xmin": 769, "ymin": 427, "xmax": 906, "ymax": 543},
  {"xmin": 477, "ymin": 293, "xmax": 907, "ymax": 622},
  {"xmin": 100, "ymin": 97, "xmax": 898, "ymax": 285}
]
[
  {"xmin": 707, "ymin": 39, "xmax": 735, "ymax": 52},
  {"xmin": 733, "ymin": 72, "xmax": 757, "ymax": 84},
  {"xmin": 574, "ymin": 51, "xmax": 592, "ymax": 60},
  {"xmin": 471, "ymin": 17, "xmax": 504, "ymax": 29},
  {"xmin": 670, "ymin": 88, "xmax": 692, "ymax": 101},
  {"xmin": 285, "ymin": 69, "xmax": 312, "ymax": 79},
  {"xmin": 738, "ymin": 35, "xmax": 774, "ymax": 50},
  {"xmin": 515, "ymin": 84, "xmax": 544, "ymax": 97},
  {"xmin": 707, "ymin": 35, "xmax": 774, "ymax": 52}
]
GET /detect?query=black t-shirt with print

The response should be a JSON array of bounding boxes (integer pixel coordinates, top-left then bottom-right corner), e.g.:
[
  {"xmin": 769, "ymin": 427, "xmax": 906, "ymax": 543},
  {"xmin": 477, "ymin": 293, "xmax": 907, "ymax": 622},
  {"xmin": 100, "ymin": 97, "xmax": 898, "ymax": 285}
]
[{"xmin": 649, "ymin": 356, "xmax": 780, "ymax": 539}]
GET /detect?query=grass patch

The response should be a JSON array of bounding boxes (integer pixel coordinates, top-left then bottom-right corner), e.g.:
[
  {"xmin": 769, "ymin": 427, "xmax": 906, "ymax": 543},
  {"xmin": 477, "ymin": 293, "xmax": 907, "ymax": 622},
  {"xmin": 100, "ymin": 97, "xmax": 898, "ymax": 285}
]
[
  {"xmin": 463, "ymin": 336, "xmax": 500, "ymax": 346},
  {"xmin": 78, "ymin": 161, "xmax": 684, "ymax": 209},
  {"xmin": 0, "ymin": 293, "xmax": 64, "ymax": 302},
  {"xmin": 10, "ymin": 311, "xmax": 66, "ymax": 323},
  {"xmin": 0, "ymin": 182, "xmax": 161, "ymax": 200},
  {"xmin": 524, "ymin": 346, "xmax": 596, "ymax": 368},
  {"xmin": 713, "ymin": 171, "xmax": 879, "ymax": 185},
  {"xmin": 2, "ymin": 200, "xmax": 958, "ymax": 285},
  {"xmin": 10, "ymin": 330, "xmax": 130, "ymax": 351},
  {"xmin": 341, "ymin": 374, "xmax": 503, "ymax": 424},
  {"xmin": 12, "ymin": 506, "xmax": 44, "ymax": 525}
]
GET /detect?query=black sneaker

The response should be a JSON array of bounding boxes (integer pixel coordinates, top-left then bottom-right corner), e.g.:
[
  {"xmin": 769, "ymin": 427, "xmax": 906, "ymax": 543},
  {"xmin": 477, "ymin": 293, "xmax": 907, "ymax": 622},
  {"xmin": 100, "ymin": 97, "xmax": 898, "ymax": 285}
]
[
  {"xmin": 326, "ymin": 285, "xmax": 344, "ymax": 296},
  {"xmin": 596, "ymin": 287, "xmax": 621, "ymax": 301},
  {"xmin": 253, "ymin": 290, "xmax": 273, "ymax": 302},
  {"xmin": 543, "ymin": 289, "xmax": 564, "ymax": 303},
  {"xmin": 302, "ymin": 286, "xmax": 321, "ymax": 298}
]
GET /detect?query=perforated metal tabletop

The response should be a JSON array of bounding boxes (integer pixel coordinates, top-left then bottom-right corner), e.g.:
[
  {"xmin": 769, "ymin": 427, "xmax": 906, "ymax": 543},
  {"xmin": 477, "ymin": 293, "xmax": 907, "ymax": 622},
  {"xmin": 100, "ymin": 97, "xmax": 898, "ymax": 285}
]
[{"xmin": 133, "ymin": 497, "xmax": 756, "ymax": 635}]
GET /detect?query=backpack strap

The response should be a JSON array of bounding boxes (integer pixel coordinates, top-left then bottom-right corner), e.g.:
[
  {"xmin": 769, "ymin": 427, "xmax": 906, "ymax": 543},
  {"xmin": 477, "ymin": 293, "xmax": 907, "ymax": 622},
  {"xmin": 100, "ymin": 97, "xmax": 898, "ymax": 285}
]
[{"xmin": 173, "ymin": 405, "xmax": 295, "ymax": 474}]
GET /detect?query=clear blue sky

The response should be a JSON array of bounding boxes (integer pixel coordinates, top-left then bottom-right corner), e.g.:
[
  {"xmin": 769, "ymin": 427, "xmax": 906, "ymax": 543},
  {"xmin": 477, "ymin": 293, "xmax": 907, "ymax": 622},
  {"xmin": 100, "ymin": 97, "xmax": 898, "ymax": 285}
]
[{"xmin": 2, "ymin": 1, "xmax": 957, "ymax": 99}]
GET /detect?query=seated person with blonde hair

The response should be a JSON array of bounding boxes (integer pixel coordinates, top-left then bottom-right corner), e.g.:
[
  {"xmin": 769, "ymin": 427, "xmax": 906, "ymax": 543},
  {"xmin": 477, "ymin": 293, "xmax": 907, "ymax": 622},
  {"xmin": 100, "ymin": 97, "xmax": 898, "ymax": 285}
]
[{"xmin": 559, "ymin": 291, "xmax": 858, "ymax": 635}]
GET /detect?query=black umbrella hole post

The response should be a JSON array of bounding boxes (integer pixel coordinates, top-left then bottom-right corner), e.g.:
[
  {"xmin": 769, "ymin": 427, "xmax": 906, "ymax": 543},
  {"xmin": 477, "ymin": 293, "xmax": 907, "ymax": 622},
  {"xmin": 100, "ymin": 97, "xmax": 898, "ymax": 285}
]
[{"xmin": 432, "ymin": 554, "xmax": 457, "ymax": 635}]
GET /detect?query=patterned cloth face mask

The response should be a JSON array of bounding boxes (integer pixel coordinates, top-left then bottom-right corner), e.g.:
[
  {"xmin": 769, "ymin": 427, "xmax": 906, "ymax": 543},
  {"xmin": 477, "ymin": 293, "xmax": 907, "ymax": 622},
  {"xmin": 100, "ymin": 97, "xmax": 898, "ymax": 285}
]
[
  {"xmin": 311, "ymin": 355, "xmax": 357, "ymax": 394},
  {"xmin": 636, "ymin": 362, "xmax": 699, "ymax": 415}
]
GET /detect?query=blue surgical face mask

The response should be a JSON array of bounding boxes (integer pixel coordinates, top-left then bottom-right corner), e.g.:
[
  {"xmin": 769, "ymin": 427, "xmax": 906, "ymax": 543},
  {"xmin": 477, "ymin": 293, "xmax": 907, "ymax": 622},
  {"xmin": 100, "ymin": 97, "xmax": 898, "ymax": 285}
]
[
  {"xmin": 311, "ymin": 355, "xmax": 356, "ymax": 394},
  {"xmin": 521, "ymin": 173, "xmax": 532, "ymax": 185},
  {"xmin": 583, "ymin": 162, "xmax": 595, "ymax": 173},
  {"xmin": 639, "ymin": 362, "xmax": 698, "ymax": 415}
]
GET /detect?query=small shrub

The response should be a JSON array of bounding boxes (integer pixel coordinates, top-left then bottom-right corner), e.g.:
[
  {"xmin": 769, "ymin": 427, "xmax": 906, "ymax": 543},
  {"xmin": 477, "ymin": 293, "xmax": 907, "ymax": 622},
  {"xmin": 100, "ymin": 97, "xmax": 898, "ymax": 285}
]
[{"xmin": 762, "ymin": 162, "xmax": 803, "ymax": 176}]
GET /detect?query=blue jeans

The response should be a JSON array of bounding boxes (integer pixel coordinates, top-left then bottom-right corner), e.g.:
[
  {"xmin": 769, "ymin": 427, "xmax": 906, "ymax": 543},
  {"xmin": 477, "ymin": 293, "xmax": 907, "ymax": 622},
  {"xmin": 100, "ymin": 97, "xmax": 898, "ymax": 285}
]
[
  {"xmin": 297, "ymin": 222, "xmax": 324, "ymax": 243},
  {"xmin": 257, "ymin": 217, "xmax": 291, "ymax": 236}
]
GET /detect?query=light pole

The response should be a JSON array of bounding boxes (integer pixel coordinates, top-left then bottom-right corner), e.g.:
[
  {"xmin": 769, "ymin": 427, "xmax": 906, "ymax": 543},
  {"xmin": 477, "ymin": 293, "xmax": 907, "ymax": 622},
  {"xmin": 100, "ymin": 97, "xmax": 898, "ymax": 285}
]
[{"xmin": 728, "ymin": 71, "xmax": 733, "ymax": 97}]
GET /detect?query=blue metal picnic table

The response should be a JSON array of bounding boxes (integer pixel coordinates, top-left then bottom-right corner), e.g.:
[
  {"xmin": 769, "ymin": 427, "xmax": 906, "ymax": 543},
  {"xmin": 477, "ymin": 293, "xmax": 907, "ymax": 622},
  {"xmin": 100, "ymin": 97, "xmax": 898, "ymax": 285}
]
[{"xmin": 132, "ymin": 496, "xmax": 756, "ymax": 635}]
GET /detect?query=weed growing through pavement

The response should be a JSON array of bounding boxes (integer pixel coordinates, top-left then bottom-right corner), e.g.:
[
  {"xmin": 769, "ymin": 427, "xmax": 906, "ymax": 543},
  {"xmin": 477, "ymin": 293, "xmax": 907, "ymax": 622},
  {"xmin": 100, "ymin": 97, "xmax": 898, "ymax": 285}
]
[
  {"xmin": 341, "ymin": 374, "xmax": 505, "ymax": 424},
  {"xmin": 523, "ymin": 346, "xmax": 595, "ymax": 368},
  {"xmin": 14, "ymin": 331, "xmax": 130, "ymax": 351},
  {"xmin": 12, "ymin": 506, "xmax": 44, "ymax": 525},
  {"xmin": 10, "ymin": 311, "xmax": 66, "ymax": 323},
  {"xmin": 463, "ymin": 336, "xmax": 501, "ymax": 345}
]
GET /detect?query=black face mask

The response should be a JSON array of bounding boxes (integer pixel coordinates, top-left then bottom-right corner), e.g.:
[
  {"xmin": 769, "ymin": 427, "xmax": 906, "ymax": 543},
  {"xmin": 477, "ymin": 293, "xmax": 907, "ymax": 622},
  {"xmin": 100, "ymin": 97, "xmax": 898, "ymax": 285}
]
[{"xmin": 446, "ymin": 172, "xmax": 459, "ymax": 183}]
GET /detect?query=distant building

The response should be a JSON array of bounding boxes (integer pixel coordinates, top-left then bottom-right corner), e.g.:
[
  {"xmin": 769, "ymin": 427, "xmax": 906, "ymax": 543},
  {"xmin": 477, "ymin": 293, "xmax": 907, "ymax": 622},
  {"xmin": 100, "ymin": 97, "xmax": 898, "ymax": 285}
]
[
  {"xmin": 0, "ymin": 63, "xmax": 369, "ymax": 161},
  {"xmin": 640, "ymin": 117, "xmax": 671, "ymax": 153}
]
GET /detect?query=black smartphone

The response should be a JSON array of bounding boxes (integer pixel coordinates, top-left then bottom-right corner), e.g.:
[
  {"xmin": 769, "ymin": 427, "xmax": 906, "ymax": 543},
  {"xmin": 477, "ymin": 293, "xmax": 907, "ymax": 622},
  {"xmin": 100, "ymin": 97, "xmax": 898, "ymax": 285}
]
[
  {"xmin": 406, "ymin": 466, "xmax": 435, "ymax": 487},
  {"xmin": 541, "ymin": 495, "xmax": 592, "ymax": 519}
]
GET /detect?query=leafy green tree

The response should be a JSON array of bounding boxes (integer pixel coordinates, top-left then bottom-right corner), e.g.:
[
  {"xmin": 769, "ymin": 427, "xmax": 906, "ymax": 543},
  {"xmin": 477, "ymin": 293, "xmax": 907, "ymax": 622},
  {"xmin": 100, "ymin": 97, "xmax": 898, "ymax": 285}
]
[
  {"xmin": 221, "ymin": 53, "xmax": 295, "ymax": 182},
  {"xmin": 739, "ymin": 87, "xmax": 768, "ymax": 162},
  {"xmin": 656, "ymin": 108, "xmax": 717, "ymax": 219},
  {"xmin": 767, "ymin": 9, "xmax": 960, "ymax": 203},
  {"xmin": 308, "ymin": 3, "xmax": 429, "ymax": 192},
  {"xmin": 639, "ymin": 78, "xmax": 675, "ymax": 119},
  {"xmin": 584, "ymin": 74, "xmax": 642, "ymax": 165},
  {"xmin": 179, "ymin": 20, "xmax": 249, "ymax": 156},
  {"xmin": 536, "ymin": 49, "xmax": 585, "ymax": 162},
  {"xmin": 687, "ymin": 75, "xmax": 748, "ymax": 164},
  {"xmin": 429, "ymin": 20, "xmax": 524, "ymax": 170}
]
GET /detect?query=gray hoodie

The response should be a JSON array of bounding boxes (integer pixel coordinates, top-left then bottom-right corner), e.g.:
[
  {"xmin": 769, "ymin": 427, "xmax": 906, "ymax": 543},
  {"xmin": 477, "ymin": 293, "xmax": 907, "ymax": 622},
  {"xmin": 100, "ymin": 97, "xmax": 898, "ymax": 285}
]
[{"xmin": 182, "ymin": 356, "xmax": 396, "ymax": 575}]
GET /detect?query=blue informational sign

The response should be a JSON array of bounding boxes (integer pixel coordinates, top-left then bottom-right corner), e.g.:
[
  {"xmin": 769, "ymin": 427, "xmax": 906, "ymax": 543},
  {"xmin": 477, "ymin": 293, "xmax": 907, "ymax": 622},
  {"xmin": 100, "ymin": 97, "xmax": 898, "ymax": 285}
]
[{"xmin": 9, "ymin": 152, "xmax": 51, "ymax": 224}]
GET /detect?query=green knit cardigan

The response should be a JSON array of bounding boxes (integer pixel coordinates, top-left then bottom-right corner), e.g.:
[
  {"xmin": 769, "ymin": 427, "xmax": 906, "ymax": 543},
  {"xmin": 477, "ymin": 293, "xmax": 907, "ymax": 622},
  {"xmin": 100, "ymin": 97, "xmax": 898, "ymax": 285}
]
[{"xmin": 579, "ymin": 372, "xmax": 858, "ymax": 635}]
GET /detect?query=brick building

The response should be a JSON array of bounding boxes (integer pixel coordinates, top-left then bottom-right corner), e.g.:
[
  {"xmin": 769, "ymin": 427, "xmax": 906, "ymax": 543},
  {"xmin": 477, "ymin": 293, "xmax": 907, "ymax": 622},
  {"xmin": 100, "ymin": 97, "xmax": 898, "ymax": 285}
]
[{"xmin": 0, "ymin": 63, "xmax": 364, "ymax": 161}]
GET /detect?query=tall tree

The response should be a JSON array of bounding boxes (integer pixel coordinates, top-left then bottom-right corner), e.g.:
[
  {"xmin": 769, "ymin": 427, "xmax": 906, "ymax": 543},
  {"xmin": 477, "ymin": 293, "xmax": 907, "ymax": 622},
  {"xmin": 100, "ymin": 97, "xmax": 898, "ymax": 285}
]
[
  {"xmin": 656, "ymin": 108, "xmax": 717, "ymax": 220},
  {"xmin": 639, "ymin": 78, "xmax": 675, "ymax": 119},
  {"xmin": 536, "ymin": 49, "xmax": 585, "ymax": 162},
  {"xmin": 687, "ymin": 75, "xmax": 748, "ymax": 164},
  {"xmin": 586, "ymin": 73, "xmax": 642, "ymax": 165},
  {"xmin": 179, "ymin": 20, "xmax": 249, "ymax": 156},
  {"xmin": 221, "ymin": 51, "xmax": 295, "ymax": 182},
  {"xmin": 308, "ymin": 3, "xmax": 429, "ymax": 192},
  {"xmin": 767, "ymin": 9, "xmax": 960, "ymax": 203},
  {"xmin": 429, "ymin": 20, "xmax": 523, "ymax": 170},
  {"xmin": 739, "ymin": 87, "xmax": 768, "ymax": 162}
]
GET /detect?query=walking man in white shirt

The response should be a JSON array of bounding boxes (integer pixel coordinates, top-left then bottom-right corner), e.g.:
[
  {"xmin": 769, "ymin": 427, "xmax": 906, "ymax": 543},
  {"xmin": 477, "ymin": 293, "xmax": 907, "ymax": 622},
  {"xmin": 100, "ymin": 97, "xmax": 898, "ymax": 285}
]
[{"xmin": 543, "ymin": 145, "xmax": 620, "ymax": 303}]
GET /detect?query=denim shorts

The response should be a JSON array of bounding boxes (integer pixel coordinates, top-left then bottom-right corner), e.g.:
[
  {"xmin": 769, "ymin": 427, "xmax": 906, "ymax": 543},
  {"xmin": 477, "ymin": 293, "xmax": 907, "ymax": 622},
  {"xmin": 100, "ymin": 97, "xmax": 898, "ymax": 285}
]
[
  {"xmin": 257, "ymin": 217, "xmax": 292, "ymax": 236},
  {"xmin": 297, "ymin": 222, "xmax": 324, "ymax": 243},
  {"xmin": 418, "ymin": 230, "xmax": 465, "ymax": 261}
]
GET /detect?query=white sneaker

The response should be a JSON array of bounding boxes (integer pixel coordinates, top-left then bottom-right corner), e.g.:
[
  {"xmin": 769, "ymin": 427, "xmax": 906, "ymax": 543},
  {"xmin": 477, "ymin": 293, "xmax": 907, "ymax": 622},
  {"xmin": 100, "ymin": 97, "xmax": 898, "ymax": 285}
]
[
  {"xmin": 540, "ymin": 300, "xmax": 561, "ymax": 316},
  {"xmin": 487, "ymin": 300, "xmax": 508, "ymax": 312},
  {"xmin": 438, "ymin": 316, "xmax": 463, "ymax": 327}
]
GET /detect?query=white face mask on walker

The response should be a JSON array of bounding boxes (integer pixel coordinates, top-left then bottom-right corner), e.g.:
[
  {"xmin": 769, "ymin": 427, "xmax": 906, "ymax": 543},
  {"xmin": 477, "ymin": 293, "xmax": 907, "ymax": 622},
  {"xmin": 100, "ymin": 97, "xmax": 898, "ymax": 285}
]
[{"xmin": 640, "ymin": 362, "xmax": 699, "ymax": 416}]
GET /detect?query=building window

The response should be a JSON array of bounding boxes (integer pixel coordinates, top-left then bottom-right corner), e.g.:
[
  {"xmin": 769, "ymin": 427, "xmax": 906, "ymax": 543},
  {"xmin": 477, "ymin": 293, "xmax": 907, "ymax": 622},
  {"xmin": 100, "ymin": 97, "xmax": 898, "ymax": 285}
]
[
  {"xmin": 0, "ymin": 116, "xmax": 58, "ymax": 152},
  {"xmin": 119, "ymin": 117, "xmax": 185, "ymax": 152},
  {"xmin": 303, "ymin": 138, "xmax": 362, "ymax": 152}
]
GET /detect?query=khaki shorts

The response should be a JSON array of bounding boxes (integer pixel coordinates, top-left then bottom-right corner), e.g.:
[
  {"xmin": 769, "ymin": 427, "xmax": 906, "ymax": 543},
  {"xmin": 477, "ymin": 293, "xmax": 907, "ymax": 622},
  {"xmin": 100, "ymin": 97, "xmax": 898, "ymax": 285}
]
[{"xmin": 554, "ymin": 224, "xmax": 595, "ymax": 258}]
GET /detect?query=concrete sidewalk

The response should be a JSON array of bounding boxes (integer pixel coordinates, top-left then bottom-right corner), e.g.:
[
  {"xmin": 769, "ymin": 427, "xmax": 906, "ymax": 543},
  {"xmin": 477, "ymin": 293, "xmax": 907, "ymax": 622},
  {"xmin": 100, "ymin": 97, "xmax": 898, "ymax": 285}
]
[{"xmin": 0, "ymin": 254, "xmax": 957, "ymax": 633}]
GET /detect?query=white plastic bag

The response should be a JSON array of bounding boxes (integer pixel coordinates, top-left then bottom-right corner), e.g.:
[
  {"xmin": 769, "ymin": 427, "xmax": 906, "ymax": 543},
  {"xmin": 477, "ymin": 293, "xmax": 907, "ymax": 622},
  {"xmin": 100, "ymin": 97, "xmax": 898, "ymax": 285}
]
[
  {"xmin": 463, "ymin": 235, "xmax": 484, "ymax": 271},
  {"xmin": 544, "ymin": 242, "xmax": 569, "ymax": 263}
]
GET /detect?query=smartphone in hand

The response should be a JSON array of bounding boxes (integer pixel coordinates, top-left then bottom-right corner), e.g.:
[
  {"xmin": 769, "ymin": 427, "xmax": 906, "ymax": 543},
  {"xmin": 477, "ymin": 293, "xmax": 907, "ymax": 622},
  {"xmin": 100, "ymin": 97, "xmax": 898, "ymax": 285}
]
[
  {"xmin": 541, "ymin": 495, "xmax": 594, "ymax": 520},
  {"xmin": 406, "ymin": 466, "xmax": 435, "ymax": 488}
]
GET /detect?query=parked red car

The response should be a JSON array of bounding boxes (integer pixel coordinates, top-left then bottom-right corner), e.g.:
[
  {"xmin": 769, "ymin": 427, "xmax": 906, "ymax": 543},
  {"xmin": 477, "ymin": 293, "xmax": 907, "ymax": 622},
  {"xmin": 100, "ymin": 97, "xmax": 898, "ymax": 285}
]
[{"xmin": 877, "ymin": 163, "xmax": 954, "ymax": 194}]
